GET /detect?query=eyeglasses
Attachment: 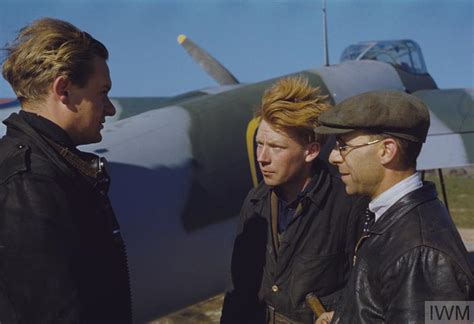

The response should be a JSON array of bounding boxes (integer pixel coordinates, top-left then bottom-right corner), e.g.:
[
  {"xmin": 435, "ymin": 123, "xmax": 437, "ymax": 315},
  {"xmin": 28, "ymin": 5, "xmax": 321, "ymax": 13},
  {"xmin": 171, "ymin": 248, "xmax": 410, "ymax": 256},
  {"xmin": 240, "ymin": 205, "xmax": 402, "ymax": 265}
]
[{"xmin": 335, "ymin": 138, "xmax": 384, "ymax": 156}]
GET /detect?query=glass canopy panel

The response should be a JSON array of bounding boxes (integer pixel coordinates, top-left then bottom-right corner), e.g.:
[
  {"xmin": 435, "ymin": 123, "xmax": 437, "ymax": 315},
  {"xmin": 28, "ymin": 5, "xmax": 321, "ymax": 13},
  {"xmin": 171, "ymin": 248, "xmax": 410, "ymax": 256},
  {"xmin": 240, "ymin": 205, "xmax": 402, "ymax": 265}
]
[
  {"xmin": 340, "ymin": 43, "xmax": 373, "ymax": 61},
  {"xmin": 340, "ymin": 40, "xmax": 428, "ymax": 75}
]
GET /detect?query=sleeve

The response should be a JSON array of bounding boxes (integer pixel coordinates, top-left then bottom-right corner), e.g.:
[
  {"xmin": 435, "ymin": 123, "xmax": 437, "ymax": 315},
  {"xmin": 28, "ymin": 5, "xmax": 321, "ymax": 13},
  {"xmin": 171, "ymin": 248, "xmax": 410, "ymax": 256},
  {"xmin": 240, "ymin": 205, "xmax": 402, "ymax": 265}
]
[
  {"xmin": 220, "ymin": 190, "xmax": 267, "ymax": 324},
  {"xmin": 381, "ymin": 246, "xmax": 472, "ymax": 323},
  {"xmin": 0, "ymin": 173, "xmax": 81, "ymax": 323}
]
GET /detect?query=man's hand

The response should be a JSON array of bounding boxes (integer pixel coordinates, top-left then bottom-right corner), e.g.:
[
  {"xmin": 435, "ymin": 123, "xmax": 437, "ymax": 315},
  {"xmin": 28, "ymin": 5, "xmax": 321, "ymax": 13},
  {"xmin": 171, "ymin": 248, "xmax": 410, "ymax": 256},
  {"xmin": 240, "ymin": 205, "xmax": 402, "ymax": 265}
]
[{"xmin": 315, "ymin": 311, "xmax": 334, "ymax": 324}]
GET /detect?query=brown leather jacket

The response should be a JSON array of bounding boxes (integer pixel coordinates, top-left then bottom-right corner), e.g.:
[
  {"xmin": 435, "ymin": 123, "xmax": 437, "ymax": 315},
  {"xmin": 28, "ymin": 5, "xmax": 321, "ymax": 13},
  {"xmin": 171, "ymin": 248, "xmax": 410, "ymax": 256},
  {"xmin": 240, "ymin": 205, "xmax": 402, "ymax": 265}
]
[{"xmin": 333, "ymin": 183, "xmax": 474, "ymax": 324}]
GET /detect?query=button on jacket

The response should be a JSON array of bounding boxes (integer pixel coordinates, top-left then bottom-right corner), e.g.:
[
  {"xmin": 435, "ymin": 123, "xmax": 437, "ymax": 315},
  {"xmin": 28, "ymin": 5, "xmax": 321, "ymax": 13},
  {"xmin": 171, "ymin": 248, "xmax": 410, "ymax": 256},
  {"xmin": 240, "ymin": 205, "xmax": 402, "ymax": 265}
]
[
  {"xmin": 333, "ymin": 183, "xmax": 474, "ymax": 324},
  {"xmin": 0, "ymin": 112, "xmax": 132, "ymax": 323},
  {"xmin": 221, "ymin": 161, "xmax": 368, "ymax": 323}
]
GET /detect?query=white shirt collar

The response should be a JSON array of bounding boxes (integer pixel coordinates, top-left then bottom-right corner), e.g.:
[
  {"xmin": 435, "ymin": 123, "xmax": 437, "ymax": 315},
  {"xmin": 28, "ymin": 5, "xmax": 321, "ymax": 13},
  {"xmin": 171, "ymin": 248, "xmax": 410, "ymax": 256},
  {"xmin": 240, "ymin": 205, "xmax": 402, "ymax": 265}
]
[{"xmin": 369, "ymin": 172, "xmax": 423, "ymax": 222}]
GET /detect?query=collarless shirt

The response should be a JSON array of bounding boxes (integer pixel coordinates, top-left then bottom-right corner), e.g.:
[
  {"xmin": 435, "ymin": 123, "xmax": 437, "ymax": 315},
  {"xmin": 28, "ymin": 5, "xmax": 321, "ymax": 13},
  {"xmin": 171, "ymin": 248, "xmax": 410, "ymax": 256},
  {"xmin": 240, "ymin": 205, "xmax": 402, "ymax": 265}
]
[
  {"xmin": 275, "ymin": 172, "xmax": 320, "ymax": 233},
  {"xmin": 369, "ymin": 172, "xmax": 423, "ymax": 222}
]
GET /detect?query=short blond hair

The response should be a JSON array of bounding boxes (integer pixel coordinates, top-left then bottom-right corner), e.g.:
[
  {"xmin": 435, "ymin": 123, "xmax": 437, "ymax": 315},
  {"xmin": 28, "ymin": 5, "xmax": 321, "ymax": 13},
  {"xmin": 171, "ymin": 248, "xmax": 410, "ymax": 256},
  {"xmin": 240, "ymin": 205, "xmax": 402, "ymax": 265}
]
[
  {"xmin": 257, "ymin": 76, "xmax": 331, "ymax": 145},
  {"xmin": 2, "ymin": 17, "xmax": 108, "ymax": 105}
]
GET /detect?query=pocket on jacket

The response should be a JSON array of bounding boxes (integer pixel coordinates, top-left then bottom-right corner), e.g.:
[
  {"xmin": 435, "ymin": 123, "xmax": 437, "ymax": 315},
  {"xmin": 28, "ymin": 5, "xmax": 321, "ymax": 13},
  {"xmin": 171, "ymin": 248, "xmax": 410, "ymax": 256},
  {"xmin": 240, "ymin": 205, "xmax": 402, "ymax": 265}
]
[{"xmin": 289, "ymin": 252, "xmax": 346, "ymax": 307}]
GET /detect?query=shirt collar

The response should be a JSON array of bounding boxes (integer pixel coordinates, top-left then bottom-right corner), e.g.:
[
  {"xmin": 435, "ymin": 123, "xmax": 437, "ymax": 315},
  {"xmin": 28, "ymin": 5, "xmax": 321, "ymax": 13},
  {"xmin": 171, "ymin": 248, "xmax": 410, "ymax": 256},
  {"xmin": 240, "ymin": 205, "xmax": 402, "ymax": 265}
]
[
  {"xmin": 369, "ymin": 172, "xmax": 423, "ymax": 222},
  {"xmin": 272, "ymin": 163, "xmax": 322, "ymax": 205}
]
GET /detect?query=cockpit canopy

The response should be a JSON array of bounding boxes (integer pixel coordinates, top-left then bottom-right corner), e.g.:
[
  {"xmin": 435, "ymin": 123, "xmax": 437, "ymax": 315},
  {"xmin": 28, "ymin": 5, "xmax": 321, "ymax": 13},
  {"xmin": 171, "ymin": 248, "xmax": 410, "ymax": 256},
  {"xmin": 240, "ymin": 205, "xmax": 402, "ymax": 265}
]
[{"xmin": 340, "ymin": 40, "xmax": 428, "ymax": 75}]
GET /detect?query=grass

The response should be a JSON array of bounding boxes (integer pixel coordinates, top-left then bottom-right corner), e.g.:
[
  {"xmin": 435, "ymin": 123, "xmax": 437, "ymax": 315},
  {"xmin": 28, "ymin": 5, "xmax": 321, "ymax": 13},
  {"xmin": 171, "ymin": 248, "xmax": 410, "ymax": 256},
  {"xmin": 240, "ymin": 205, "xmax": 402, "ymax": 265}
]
[{"xmin": 424, "ymin": 167, "xmax": 474, "ymax": 228}]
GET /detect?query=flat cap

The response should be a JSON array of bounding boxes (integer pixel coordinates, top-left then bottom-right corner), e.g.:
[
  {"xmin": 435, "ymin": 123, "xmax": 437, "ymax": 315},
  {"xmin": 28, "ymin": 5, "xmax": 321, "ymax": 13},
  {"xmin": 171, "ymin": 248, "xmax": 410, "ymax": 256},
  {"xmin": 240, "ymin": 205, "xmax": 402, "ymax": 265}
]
[{"xmin": 314, "ymin": 90, "xmax": 430, "ymax": 143}]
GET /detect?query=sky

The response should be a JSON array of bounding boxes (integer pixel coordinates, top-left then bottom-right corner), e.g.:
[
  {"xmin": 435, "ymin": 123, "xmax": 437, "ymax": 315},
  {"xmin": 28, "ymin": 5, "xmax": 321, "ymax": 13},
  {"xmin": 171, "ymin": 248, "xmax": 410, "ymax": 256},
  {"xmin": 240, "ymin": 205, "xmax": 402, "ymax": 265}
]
[{"xmin": 0, "ymin": 0, "xmax": 473, "ymax": 98}]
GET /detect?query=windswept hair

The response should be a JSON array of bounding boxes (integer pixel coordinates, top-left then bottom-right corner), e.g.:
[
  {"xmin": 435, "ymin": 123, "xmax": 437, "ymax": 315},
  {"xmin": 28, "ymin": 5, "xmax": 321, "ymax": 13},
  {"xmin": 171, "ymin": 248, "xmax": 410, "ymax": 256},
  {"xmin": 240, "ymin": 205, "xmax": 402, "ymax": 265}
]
[
  {"xmin": 2, "ymin": 17, "xmax": 108, "ymax": 105},
  {"xmin": 256, "ymin": 76, "xmax": 331, "ymax": 145}
]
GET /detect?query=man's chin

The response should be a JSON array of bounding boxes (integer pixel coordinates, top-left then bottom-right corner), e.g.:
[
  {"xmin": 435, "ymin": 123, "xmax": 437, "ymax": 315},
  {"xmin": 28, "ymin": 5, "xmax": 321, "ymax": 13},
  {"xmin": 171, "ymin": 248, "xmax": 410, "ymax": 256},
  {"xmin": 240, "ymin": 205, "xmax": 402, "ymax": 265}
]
[
  {"xmin": 77, "ymin": 134, "xmax": 102, "ymax": 146},
  {"xmin": 344, "ymin": 186, "xmax": 359, "ymax": 196},
  {"xmin": 263, "ymin": 178, "xmax": 279, "ymax": 187},
  {"xmin": 91, "ymin": 131, "xmax": 103, "ymax": 143}
]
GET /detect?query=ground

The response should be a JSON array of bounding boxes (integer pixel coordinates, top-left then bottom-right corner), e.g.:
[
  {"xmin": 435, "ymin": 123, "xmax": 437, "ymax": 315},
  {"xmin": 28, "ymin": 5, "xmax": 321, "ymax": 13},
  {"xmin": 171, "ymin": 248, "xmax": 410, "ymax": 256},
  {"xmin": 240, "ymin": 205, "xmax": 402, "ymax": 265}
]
[{"xmin": 152, "ymin": 294, "xmax": 224, "ymax": 323}]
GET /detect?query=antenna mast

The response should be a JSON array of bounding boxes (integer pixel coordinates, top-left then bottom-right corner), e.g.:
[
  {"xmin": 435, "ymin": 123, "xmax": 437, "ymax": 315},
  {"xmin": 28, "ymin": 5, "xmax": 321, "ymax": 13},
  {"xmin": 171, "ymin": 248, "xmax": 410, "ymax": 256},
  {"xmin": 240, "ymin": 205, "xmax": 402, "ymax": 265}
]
[{"xmin": 322, "ymin": 0, "xmax": 330, "ymax": 66}]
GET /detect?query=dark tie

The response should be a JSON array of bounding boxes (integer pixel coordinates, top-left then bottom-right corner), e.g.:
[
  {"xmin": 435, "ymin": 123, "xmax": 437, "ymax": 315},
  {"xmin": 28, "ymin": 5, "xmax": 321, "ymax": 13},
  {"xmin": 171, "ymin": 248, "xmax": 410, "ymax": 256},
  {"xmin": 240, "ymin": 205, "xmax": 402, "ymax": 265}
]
[{"xmin": 363, "ymin": 208, "xmax": 375, "ymax": 235}]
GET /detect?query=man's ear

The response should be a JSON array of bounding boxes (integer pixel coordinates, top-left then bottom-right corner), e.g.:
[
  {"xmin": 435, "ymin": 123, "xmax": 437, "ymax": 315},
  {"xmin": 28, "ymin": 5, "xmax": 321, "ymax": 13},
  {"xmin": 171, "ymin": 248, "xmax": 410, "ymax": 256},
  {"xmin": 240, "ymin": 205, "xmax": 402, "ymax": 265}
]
[
  {"xmin": 380, "ymin": 138, "xmax": 398, "ymax": 165},
  {"xmin": 52, "ymin": 75, "xmax": 70, "ymax": 104},
  {"xmin": 305, "ymin": 142, "xmax": 321, "ymax": 163}
]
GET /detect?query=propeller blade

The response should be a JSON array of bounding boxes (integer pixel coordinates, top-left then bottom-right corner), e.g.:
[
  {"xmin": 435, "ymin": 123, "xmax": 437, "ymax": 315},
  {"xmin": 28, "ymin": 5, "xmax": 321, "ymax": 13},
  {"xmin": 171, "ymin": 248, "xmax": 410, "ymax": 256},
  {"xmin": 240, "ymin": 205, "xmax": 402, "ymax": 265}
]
[{"xmin": 178, "ymin": 34, "xmax": 239, "ymax": 85}]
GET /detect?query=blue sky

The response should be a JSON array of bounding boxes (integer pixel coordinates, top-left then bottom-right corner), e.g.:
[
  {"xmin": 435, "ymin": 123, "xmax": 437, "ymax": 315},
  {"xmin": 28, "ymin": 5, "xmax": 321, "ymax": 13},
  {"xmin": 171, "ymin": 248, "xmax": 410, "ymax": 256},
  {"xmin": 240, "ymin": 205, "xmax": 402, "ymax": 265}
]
[{"xmin": 0, "ymin": 0, "xmax": 473, "ymax": 97}]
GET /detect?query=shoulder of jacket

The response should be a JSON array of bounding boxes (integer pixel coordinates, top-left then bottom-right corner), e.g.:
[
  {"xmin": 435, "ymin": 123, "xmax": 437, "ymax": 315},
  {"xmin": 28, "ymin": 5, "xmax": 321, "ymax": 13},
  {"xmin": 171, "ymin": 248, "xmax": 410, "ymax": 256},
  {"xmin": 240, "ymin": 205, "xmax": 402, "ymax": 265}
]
[
  {"xmin": 248, "ymin": 181, "xmax": 270, "ymax": 202},
  {"xmin": 0, "ymin": 137, "xmax": 62, "ymax": 185},
  {"xmin": 237, "ymin": 182, "xmax": 270, "ymax": 221},
  {"xmin": 382, "ymin": 245, "xmax": 472, "ymax": 278},
  {"xmin": 0, "ymin": 138, "xmax": 31, "ymax": 184}
]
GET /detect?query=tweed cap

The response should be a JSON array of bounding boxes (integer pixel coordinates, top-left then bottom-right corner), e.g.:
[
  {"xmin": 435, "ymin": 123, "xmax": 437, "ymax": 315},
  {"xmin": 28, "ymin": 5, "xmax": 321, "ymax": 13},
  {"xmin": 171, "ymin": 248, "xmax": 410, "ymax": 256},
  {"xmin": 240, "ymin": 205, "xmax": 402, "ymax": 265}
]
[{"xmin": 314, "ymin": 90, "xmax": 430, "ymax": 143}]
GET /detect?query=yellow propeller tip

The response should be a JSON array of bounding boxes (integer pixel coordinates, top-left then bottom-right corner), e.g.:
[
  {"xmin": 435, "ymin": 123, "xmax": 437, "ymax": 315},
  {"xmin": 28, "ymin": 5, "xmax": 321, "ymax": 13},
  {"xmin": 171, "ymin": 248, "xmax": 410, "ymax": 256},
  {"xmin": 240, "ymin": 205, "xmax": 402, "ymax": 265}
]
[{"xmin": 177, "ymin": 34, "xmax": 187, "ymax": 44}]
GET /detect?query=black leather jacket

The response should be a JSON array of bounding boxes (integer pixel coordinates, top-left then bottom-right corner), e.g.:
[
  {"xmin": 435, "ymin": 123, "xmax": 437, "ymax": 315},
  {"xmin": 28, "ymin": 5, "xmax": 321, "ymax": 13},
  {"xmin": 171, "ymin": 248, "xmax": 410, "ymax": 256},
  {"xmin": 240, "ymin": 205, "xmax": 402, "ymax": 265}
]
[
  {"xmin": 221, "ymin": 161, "xmax": 368, "ymax": 323},
  {"xmin": 333, "ymin": 183, "xmax": 474, "ymax": 324},
  {"xmin": 0, "ymin": 112, "xmax": 132, "ymax": 323}
]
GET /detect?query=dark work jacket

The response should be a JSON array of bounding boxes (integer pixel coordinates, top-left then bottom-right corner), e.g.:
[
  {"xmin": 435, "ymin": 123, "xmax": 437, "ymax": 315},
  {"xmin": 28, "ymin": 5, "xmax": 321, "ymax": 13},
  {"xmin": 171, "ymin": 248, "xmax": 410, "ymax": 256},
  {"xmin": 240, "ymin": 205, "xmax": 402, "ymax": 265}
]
[
  {"xmin": 221, "ymin": 161, "xmax": 368, "ymax": 323},
  {"xmin": 333, "ymin": 183, "xmax": 474, "ymax": 324},
  {"xmin": 0, "ymin": 112, "xmax": 132, "ymax": 323}
]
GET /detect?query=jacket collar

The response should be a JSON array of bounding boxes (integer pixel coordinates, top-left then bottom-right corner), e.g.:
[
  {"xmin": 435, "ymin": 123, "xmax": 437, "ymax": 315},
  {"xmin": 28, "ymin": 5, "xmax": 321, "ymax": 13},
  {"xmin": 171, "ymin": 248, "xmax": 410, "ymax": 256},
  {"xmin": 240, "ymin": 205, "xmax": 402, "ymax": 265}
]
[
  {"xmin": 17, "ymin": 110, "xmax": 76, "ymax": 149},
  {"xmin": 304, "ymin": 160, "xmax": 331, "ymax": 208},
  {"xmin": 370, "ymin": 182, "xmax": 438, "ymax": 235},
  {"xmin": 4, "ymin": 112, "xmax": 80, "ymax": 179},
  {"xmin": 248, "ymin": 158, "xmax": 332, "ymax": 211}
]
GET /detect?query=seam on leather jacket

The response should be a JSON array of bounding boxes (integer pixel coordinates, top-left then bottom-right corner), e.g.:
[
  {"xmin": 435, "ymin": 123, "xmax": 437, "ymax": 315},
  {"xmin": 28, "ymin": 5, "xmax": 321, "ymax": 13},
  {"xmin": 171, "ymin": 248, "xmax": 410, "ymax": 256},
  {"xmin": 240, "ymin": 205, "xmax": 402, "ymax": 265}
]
[{"xmin": 0, "ymin": 143, "xmax": 29, "ymax": 185}]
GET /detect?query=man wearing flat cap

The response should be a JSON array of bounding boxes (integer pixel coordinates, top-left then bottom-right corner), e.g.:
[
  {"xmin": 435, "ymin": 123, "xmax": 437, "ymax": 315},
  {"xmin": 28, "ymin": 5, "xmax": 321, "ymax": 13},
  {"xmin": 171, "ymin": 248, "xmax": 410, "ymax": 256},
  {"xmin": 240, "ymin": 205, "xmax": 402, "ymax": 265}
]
[{"xmin": 313, "ymin": 90, "xmax": 473, "ymax": 324}]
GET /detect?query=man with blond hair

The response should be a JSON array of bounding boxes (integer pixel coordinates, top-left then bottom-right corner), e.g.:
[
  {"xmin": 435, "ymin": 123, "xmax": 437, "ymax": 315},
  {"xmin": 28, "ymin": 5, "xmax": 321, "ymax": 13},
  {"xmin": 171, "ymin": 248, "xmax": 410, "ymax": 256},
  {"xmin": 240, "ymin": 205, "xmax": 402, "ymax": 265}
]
[
  {"xmin": 221, "ymin": 77, "xmax": 368, "ymax": 324},
  {"xmin": 0, "ymin": 18, "xmax": 131, "ymax": 322}
]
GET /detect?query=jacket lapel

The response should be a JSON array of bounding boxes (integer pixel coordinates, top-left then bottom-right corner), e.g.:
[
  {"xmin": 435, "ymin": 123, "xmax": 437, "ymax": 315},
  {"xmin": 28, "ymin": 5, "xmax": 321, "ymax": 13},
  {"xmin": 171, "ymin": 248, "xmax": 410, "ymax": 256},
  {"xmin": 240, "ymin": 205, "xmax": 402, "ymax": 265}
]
[{"xmin": 270, "ymin": 191, "xmax": 280, "ymax": 260}]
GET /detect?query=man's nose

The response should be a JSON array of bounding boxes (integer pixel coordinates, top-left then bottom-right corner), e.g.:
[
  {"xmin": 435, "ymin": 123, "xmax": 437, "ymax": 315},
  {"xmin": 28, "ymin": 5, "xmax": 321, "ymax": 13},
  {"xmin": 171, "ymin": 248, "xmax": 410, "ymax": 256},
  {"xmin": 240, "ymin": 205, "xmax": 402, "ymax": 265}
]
[
  {"xmin": 105, "ymin": 98, "xmax": 116, "ymax": 117},
  {"xmin": 329, "ymin": 148, "xmax": 342, "ymax": 165},
  {"xmin": 257, "ymin": 146, "xmax": 270, "ymax": 163}
]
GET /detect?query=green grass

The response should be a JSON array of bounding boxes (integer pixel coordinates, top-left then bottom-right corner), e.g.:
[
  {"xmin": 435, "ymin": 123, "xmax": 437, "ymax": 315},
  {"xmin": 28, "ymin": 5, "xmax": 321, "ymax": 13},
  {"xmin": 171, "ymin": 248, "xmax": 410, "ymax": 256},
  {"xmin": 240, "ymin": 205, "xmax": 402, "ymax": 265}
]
[{"xmin": 424, "ymin": 170, "xmax": 474, "ymax": 228}]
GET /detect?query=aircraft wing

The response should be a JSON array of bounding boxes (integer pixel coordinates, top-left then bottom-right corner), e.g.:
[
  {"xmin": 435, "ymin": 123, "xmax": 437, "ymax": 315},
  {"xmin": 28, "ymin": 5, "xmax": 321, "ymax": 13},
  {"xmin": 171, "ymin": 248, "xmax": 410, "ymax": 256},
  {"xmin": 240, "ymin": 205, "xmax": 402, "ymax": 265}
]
[
  {"xmin": 0, "ymin": 90, "xmax": 214, "ymax": 134},
  {"xmin": 415, "ymin": 88, "xmax": 474, "ymax": 170}
]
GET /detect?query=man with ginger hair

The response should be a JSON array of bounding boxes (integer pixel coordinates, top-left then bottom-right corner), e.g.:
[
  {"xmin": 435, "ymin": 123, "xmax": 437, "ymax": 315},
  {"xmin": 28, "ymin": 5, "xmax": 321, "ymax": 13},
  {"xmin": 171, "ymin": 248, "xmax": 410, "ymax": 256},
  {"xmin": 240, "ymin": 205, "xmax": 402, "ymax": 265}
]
[
  {"xmin": 220, "ymin": 77, "xmax": 368, "ymax": 324},
  {"xmin": 0, "ymin": 18, "xmax": 131, "ymax": 322}
]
